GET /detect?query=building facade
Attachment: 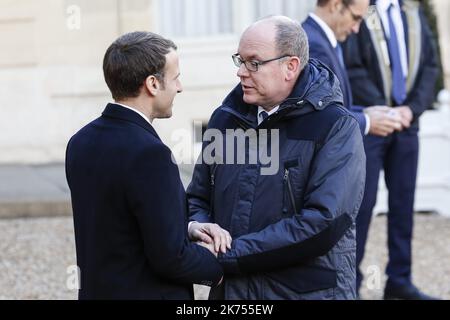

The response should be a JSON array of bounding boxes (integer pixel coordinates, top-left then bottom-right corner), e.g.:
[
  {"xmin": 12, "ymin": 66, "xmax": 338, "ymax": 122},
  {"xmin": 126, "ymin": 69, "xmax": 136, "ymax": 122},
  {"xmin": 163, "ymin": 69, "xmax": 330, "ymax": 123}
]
[{"xmin": 1, "ymin": 0, "xmax": 449, "ymax": 214}]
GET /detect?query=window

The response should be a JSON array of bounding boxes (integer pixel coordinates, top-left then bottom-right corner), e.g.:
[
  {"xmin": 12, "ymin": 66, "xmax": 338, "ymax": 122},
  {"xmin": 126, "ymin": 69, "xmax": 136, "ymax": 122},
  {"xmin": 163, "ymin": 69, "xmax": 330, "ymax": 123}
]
[
  {"xmin": 253, "ymin": 0, "xmax": 316, "ymax": 22},
  {"xmin": 158, "ymin": 0, "xmax": 316, "ymax": 38},
  {"xmin": 159, "ymin": 0, "xmax": 233, "ymax": 38}
]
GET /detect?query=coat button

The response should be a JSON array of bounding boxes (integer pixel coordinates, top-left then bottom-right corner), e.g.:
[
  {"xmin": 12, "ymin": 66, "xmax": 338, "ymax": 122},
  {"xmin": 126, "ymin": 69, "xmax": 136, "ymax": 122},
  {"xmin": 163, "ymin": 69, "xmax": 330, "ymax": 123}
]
[{"xmin": 318, "ymin": 100, "xmax": 323, "ymax": 107}]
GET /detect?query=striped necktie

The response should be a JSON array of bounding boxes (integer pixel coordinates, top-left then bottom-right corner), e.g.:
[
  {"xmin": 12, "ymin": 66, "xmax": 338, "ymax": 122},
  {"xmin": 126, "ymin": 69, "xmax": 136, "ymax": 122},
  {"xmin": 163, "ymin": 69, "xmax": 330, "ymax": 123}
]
[{"xmin": 387, "ymin": 3, "xmax": 407, "ymax": 105}]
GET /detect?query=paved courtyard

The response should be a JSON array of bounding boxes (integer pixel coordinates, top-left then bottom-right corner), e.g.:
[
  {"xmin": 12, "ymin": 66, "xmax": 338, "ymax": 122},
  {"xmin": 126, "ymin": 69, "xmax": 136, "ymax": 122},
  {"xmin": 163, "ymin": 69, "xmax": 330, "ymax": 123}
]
[{"xmin": 0, "ymin": 213, "xmax": 449, "ymax": 300}]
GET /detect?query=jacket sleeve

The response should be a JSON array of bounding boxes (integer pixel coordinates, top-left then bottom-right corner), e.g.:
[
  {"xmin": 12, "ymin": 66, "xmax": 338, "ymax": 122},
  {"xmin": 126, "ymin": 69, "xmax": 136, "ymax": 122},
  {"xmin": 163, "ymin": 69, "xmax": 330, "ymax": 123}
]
[
  {"xmin": 350, "ymin": 110, "xmax": 367, "ymax": 136},
  {"xmin": 310, "ymin": 45, "xmax": 367, "ymax": 135},
  {"xmin": 126, "ymin": 143, "xmax": 222, "ymax": 286},
  {"xmin": 217, "ymin": 115, "xmax": 366, "ymax": 275},
  {"xmin": 404, "ymin": 7, "xmax": 440, "ymax": 119},
  {"xmin": 186, "ymin": 161, "xmax": 214, "ymax": 224},
  {"xmin": 342, "ymin": 23, "xmax": 387, "ymax": 107}
]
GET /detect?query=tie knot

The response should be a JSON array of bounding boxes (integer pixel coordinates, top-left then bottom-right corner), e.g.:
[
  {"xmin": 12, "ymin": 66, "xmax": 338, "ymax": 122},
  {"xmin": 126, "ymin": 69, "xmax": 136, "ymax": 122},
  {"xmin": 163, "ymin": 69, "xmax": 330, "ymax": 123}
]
[
  {"xmin": 388, "ymin": 2, "xmax": 395, "ymax": 13},
  {"xmin": 260, "ymin": 111, "xmax": 269, "ymax": 121}
]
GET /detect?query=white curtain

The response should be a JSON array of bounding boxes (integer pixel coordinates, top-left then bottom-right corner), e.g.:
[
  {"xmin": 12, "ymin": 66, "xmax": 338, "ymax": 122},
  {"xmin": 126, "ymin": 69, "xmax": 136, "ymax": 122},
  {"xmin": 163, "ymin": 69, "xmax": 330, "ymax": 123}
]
[
  {"xmin": 158, "ymin": 0, "xmax": 316, "ymax": 38},
  {"xmin": 159, "ymin": 0, "xmax": 233, "ymax": 38},
  {"xmin": 253, "ymin": 0, "xmax": 316, "ymax": 22}
]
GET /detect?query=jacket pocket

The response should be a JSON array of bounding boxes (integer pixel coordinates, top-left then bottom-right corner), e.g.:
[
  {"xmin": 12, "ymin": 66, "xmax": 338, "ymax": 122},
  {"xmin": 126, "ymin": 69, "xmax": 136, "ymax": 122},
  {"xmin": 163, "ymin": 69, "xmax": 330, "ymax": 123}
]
[
  {"xmin": 282, "ymin": 168, "xmax": 297, "ymax": 214},
  {"xmin": 281, "ymin": 159, "xmax": 303, "ymax": 216},
  {"xmin": 265, "ymin": 264, "xmax": 337, "ymax": 296}
]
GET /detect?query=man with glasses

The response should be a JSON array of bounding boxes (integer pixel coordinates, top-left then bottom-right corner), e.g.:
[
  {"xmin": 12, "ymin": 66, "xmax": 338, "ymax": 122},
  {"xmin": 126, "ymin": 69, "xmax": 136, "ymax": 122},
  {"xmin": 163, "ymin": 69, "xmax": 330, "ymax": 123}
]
[
  {"xmin": 303, "ymin": 0, "xmax": 403, "ymax": 138},
  {"xmin": 186, "ymin": 16, "xmax": 366, "ymax": 299},
  {"xmin": 343, "ymin": 0, "xmax": 439, "ymax": 299}
]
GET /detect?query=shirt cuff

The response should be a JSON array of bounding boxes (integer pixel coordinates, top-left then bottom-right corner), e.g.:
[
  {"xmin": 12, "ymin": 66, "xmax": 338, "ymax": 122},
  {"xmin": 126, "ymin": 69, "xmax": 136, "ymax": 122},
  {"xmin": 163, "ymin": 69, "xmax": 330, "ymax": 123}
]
[
  {"xmin": 188, "ymin": 221, "xmax": 198, "ymax": 234},
  {"xmin": 364, "ymin": 114, "xmax": 371, "ymax": 135}
]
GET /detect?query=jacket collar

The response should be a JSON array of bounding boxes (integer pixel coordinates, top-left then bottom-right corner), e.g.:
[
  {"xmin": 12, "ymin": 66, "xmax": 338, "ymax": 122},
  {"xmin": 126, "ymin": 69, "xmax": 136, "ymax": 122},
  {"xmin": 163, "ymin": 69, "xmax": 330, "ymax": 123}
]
[
  {"xmin": 101, "ymin": 103, "xmax": 160, "ymax": 139},
  {"xmin": 307, "ymin": 14, "xmax": 338, "ymax": 48},
  {"xmin": 304, "ymin": 15, "xmax": 349, "ymax": 78},
  {"xmin": 282, "ymin": 59, "xmax": 343, "ymax": 111}
]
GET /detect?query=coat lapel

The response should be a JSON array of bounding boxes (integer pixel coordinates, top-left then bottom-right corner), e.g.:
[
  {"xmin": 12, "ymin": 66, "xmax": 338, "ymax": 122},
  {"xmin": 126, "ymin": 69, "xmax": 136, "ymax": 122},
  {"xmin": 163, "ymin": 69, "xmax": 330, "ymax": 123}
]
[{"xmin": 101, "ymin": 103, "xmax": 161, "ymax": 139}]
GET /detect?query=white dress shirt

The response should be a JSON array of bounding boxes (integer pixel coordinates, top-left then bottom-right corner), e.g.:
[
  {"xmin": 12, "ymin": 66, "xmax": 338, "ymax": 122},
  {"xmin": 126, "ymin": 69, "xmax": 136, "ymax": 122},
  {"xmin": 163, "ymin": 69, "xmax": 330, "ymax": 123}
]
[
  {"xmin": 377, "ymin": 0, "xmax": 409, "ymax": 77},
  {"xmin": 114, "ymin": 102, "xmax": 152, "ymax": 124},
  {"xmin": 309, "ymin": 13, "xmax": 371, "ymax": 135}
]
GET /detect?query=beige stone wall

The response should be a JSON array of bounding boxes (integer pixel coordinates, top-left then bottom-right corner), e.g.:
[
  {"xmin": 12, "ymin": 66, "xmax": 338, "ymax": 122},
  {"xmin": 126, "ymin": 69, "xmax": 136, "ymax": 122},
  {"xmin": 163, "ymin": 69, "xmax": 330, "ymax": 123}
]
[
  {"xmin": 0, "ymin": 0, "xmax": 238, "ymax": 164},
  {"xmin": 0, "ymin": 0, "xmax": 155, "ymax": 163}
]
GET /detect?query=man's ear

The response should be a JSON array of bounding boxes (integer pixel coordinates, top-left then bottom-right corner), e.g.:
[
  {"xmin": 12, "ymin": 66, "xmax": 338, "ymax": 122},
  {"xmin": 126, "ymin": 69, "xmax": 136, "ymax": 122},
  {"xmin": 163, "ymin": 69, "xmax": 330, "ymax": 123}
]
[
  {"xmin": 331, "ymin": 0, "xmax": 343, "ymax": 13},
  {"xmin": 285, "ymin": 57, "xmax": 301, "ymax": 81},
  {"xmin": 145, "ymin": 75, "xmax": 160, "ymax": 97}
]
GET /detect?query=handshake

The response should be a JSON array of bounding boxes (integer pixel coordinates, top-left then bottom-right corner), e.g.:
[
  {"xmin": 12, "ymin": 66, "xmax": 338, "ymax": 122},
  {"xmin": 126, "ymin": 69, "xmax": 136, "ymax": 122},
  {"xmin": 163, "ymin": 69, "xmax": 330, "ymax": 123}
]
[
  {"xmin": 188, "ymin": 222, "xmax": 232, "ymax": 257},
  {"xmin": 365, "ymin": 105, "xmax": 414, "ymax": 137}
]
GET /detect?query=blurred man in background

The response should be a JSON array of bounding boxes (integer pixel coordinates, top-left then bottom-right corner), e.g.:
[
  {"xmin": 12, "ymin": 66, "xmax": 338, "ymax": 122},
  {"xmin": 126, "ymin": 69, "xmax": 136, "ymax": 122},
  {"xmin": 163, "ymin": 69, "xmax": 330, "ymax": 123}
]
[
  {"xmin": 343, "ymin": 0, "xmax": 439, "ymax": 299},
  {"xmin": 303, "ymin": 0, "xmax": 403, "ymax": 137}
]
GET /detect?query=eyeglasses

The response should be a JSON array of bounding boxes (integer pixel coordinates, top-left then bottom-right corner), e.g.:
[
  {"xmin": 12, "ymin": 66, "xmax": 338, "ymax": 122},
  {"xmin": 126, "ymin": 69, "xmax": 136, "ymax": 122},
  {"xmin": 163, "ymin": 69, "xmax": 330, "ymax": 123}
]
[
  {"xmin": 344, "ymin": 4, "xmax": 365, "ymax": 23},
  {"xmin": 232, "ymin": 54, "xmax": 291, "ymax": 72}
]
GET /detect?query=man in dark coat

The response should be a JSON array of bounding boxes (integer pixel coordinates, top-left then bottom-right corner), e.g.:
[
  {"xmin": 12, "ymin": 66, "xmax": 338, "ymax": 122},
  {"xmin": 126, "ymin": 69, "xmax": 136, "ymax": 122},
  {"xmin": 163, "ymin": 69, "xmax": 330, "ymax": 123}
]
[
  {"xmin": 187, "ymin": 16, "xmax": 366, "ymax": 300},
  {"xmin": 65, "ymin": 31, "xmax": 224, "ymax": 300}
]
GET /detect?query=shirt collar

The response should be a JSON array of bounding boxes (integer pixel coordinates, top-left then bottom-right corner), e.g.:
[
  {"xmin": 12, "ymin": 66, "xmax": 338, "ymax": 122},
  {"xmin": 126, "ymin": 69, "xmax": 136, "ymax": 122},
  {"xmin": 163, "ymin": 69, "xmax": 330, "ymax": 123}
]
[
  {"xmin": 309, "ymin": 12, "xmax": 338, "ymax": 48},
  {"xmin": 114, "ymin": 102, "xmax": 152, "ymax": 124},
  {"xmin": 257, "ymin": 106, "xmax": 279, "ymax": 124}
]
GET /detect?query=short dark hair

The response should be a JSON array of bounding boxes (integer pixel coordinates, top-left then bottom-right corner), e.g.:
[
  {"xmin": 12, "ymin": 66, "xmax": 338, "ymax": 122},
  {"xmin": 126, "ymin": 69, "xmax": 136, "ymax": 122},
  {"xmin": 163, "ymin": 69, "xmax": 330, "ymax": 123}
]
[
  {"xmin": 103, "ymin": 31, "xmax": 177, "ymax": 101},
  {"xmin": 317, "ymin": 0, "xmax": 354, "ymax": 7}
]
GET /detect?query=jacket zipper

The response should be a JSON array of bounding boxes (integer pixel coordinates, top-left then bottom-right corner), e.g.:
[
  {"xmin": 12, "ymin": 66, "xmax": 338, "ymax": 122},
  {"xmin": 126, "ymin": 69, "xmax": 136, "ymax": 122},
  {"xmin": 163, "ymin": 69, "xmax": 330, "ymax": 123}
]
[
  {"xmin": 209, "ymin": 164, "xmax": 218, "ymax": 215},
  {"xmin": 283, "ymin": 169, "xmax": 298, "ymax": 214}
]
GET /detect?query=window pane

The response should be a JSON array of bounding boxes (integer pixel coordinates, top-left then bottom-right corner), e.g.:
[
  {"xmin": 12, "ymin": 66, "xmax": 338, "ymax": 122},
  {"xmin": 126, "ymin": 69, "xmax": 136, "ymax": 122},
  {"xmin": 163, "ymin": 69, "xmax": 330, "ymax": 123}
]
[
  {"xmin": 159, "ymin": 0, "xmax": 233, "ymax": 38},
  {"xmin": 253, "ymin": 0, "xmax": 316, "ymax": 22}
]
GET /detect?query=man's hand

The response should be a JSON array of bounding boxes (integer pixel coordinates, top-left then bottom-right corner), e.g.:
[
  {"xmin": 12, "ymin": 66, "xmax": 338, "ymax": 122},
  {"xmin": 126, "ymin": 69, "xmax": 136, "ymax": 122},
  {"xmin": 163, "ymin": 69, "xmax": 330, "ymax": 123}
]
[
  {"xmin": 196, "ymin": 241, "xmax": 218, "ymax": 257},
  {"xmin": 365, "ymin": 106, "xmax": 403, "ymax": 137},
  {"xmin": 396, "ymin": 106, "xmax": 414, "ymax": 129},
  {"xmin": 189, "ymin": 222, "xmax": 232, "ymax": 254}
]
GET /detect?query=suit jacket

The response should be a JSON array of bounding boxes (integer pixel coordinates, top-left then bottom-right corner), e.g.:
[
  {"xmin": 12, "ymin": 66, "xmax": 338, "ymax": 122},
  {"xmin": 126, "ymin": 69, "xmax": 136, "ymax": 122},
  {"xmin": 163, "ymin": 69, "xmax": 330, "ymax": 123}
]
[
  {"xmin": 342, "ymin": 0, "xmax": 439, "ymax": 130},
  {"xmin": 303, "ymin": 16, "xmax": 367, "ymax": 135},
  {"xmin": 65, "ymin": 103, "xmax": 223, "ymax": 300}
]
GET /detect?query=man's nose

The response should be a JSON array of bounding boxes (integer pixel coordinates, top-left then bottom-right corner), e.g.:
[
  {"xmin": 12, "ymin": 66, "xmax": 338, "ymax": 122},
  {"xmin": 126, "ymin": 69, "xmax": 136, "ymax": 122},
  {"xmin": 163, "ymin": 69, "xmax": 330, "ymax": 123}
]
[
  {"xmin": 177, "ymin": 80, "xmax": 183, "ymax": 93},
  {"xmin": 237, "ymin": 63, "xmax": 249, "ymax": 78}
]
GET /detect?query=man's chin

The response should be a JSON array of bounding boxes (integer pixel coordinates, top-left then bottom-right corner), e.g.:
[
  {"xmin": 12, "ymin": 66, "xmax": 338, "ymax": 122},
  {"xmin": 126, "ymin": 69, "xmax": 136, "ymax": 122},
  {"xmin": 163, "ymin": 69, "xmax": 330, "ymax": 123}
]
[
  {"xmin": 338, "ymin": 33, "xmax": 349, "ymax": 42},
  {"xmin": 243, "ymin": 94, "xmax": 257, "ymax": 106}
]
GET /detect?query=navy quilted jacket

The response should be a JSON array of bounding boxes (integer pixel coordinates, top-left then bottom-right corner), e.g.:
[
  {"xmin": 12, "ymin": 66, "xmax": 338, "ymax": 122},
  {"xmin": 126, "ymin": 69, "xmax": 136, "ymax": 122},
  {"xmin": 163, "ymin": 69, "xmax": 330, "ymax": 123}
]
[{"xmin": 187, "ymin": 59, "xmax": 366, "ymax": 300}]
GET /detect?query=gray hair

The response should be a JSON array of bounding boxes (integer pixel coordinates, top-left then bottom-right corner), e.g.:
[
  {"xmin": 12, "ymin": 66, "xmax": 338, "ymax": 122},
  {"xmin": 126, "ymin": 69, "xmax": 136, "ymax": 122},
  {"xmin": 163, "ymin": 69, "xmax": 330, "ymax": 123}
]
[
  {"xmin": 254, "ymin": 16, "xmax": 309, "ymax": 71},
  {"xmin": 274, "ymin": 17, "xmax": 309, "ymax": 71}
]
